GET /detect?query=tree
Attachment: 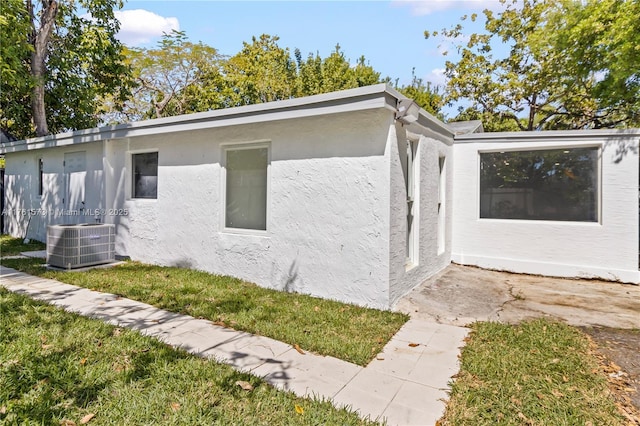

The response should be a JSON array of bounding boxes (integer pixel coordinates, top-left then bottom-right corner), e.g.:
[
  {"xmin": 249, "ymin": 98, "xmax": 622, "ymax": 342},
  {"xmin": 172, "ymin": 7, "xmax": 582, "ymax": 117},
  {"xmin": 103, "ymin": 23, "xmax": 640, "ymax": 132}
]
[
  {"xmin": 0, "ymin": 0, "xmax": 33, "ymax": 138},
  {"xmin": 429, "ymin": 0, "xmax": 639, "ymax": 131},
  {"xmin": 450, "ymin": 107, "xmax": 521, "ymax": 132},
  {"xmin": 395, "ymin": 68, "xmax": 443, "ymax": 118},
  {"xmin": 1, "ymin": 0, "xmax": 132, "ymax": 139},
  {"xmin": 294, "ymin": 45, "xmax": 384, "ymax": 97},
  {"xmin": 107, "ymin": 33, "xmax": 387, "ymax": 121},
  {"xmin": 223, "ymin": 34, "xmax": 297, "ymax": 106},
  {"xmin": 543, "ymin": 0, "xmax": 639, "ymax": 127},
  {"xmin": 115, "ymin": 30, "xmax": 222, "ymax": 121},
  {"xmin": 294, "ymin": 50, "xmax": 323, "ymax": 97},
  {"xmin": 352, "ymin": 55, "xmax": 384, "ymax": 89}
]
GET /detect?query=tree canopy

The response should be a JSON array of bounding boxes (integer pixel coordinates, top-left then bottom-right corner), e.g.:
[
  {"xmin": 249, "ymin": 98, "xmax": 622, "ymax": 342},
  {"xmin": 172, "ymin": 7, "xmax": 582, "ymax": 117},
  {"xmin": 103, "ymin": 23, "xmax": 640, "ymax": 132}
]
[
  {"xmin": 2, "ymin": 1, "xmax": 446, "ymax": 137},
  {"xmin": 1, "ymin": 0, "xmax": 132, "ymax": 139},
  {"xmin": 395, "ymin": 69, "xmax": 443, "ymax": 119},
  {"xmin": 223, "ymin": 34, "xmax": 297, "ymax": 106},
  {"xmin": 112, "ymin": 33, "xmax": 405, "ymax": 121},
  {"xmin": 430, "ymin": 0, "xmax": 639, "ymax": 130},
  {"xmin": 113, "ymin": 30, "xmax": 222, "ymax": 122},
  {"xmin": 294, "ymin": 44, "xmax": 383, "ymax": 97}
]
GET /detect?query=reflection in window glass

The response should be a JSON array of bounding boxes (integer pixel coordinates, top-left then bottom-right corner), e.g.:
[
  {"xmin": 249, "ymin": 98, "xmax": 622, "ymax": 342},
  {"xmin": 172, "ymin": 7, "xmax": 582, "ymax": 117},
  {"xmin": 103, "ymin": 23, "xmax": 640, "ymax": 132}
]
[
  {"xmin": 225, "ymin": 147, "xmax": 268, "ymax": 230},
  {"xmin": 133, "ymin": 152, "xmax": 158, "ymax": 199},
  {"xmin": 480, "ymin": 148, "xmax": 598, "ymax": 222}
]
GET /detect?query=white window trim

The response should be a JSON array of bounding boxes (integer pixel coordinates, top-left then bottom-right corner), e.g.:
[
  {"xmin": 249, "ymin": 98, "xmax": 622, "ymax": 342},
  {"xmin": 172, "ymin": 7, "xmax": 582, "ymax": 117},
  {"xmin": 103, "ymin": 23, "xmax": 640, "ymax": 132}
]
[
  {"xmin": 220, "ymin": 140, "xmax": 271, "ymax": 236},
  {"xmin": 437, "ymin": 155, "xmax": 446, "ymax": 255},
  {"xmin": 406, "ymin": 137, "xmax": 420, "ymax": 269},
  {"xmin": 128, "ymin": 149, "xmax": 159, "ymax": 201}
]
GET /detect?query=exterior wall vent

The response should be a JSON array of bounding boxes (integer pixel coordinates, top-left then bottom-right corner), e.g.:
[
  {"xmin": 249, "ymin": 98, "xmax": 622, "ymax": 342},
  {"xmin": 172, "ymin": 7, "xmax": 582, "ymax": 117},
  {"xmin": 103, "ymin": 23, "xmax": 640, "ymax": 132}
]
[{"xmin": 47, "ymin": 224, "xmax": 115, "ymax": 269}]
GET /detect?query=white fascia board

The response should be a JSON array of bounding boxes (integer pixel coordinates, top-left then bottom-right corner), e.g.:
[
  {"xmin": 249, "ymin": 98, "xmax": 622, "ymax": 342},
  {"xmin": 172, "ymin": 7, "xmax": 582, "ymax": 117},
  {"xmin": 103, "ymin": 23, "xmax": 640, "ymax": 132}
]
[
  {"xmin": 0, "ymin": 84, "xmax": 395, "ymax": 154},
  {"xmin": 384, "ymin": 85, "xmax": 454, "ymax": 140},
  {"xmin": 454, "ymin": 128, "xmax": 640, "ymax": 144}
]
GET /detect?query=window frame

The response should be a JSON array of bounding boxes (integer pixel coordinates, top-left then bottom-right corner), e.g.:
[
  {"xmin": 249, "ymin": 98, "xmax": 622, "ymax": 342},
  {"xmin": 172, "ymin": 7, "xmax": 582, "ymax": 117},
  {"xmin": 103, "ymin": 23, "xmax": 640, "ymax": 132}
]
[
  {"xmin": 221, "ymin": 141, "xmax": 271, "ymax": 235},
  {"xmin": 437, "ymin": 155, "xmax": 446, "ymax": 255},
  {"xmin": 405, "ymin": 137, "xmax": 420, "ymax": 268},
  {"xmin": 477, "ymin": 145, "xmax": 602, "ymax": 223},
  {"xmin": 130, "ymin": 150, "xmax": 159, "ymax": 200},
  {"xmin": 37, "ymin": 158, "xmax": 44, "ymax": 197}
]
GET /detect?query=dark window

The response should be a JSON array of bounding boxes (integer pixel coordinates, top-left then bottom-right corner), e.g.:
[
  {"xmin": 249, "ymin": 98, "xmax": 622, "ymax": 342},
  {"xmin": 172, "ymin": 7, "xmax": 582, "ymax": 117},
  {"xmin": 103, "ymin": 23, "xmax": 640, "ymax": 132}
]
[
  {"xmin": 132, "ymin": 152, "xmax": 158, "ymax": 199},
  {"xmin": 38, "ymin": 158, "xmax": 43, "ymax": 196},
  {"xmin": 480, "ymin": 147, "xmax": 598, "ymax": 222}
]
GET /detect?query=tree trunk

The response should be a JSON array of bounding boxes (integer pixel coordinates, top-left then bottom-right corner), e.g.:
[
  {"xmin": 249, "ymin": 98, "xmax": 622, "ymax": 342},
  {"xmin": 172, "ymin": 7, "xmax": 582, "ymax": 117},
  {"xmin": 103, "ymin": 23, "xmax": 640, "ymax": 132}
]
[{"xmin": 28, "ymin": 0, "xmax": 58, "ymax": 137}]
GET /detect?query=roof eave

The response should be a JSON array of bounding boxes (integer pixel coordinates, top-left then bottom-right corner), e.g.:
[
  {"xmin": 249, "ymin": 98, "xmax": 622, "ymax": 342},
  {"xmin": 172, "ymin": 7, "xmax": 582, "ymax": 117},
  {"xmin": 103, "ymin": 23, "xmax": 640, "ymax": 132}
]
[
  {"xmin": 454, "ymin": 128, "xmax": 640, "ymax": 144},
  {"xmin": 0, "ymin": 83, "xmax": 456, "ymax": 154},
  {"xmin": 2, "ymin": 84, "xmax": 396, "ymax": 154}
]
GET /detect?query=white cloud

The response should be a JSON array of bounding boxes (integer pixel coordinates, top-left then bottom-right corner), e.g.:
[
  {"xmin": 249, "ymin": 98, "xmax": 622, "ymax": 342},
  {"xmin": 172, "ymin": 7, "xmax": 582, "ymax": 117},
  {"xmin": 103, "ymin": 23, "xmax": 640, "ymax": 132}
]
[
  {"xmin": 425, "ymin": 68, "xmax": 447, "ymax": 86},
  {"xmin": 115, "ymin": 9, "xmax": 180, "ymax": 46},
  {"xmin": 391, "ymin": 0, "xmax": 503, "ymax": 16}
]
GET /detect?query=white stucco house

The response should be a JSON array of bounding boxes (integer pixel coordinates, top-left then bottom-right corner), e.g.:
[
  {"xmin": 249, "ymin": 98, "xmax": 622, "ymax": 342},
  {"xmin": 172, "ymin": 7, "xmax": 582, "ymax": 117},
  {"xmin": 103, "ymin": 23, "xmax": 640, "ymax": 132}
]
[
  {"xmin": 1, "ymin": 84, "xmax": 638, "ymax": 309},
  {"xmin": 452, "ymin": 129, "xmax": 640, "ymax": 285}
]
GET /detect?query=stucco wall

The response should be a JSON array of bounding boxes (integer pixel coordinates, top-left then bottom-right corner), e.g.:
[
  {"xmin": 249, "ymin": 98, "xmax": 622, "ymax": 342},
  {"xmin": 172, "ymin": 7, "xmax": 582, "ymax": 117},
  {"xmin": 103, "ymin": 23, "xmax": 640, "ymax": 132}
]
[
  {"xmin": 104, "ymin": 109, "xmax": 393, "ymax": 308},
  {"xmin": 452, "ymin": 134, "xmax": 640, "ymax": 284},
  {"xmin": 3, "ymin": 142, "xmax": 104, "ymax": 241},
  {"xmin": 387, "ymin": 124, "xmax": 454, "ymax": 306}
]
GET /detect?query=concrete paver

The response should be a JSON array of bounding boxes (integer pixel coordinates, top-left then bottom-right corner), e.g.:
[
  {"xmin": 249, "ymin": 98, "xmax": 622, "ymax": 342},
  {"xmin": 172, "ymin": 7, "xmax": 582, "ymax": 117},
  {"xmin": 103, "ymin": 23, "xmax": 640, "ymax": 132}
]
[
  {"xmin": 0, "ymin": 265, "xmax": 468, "ymax": 425},
  {"xmin": 383, "ymin": 382, "xmax": 449, "ymax": 426},
  {"xmin": 252, "ymin": 349, "xmax": 363, "ymax": 398},
  {"xmin": 333, "ymin": 368, "xmax": 407, "ymax": 420}
]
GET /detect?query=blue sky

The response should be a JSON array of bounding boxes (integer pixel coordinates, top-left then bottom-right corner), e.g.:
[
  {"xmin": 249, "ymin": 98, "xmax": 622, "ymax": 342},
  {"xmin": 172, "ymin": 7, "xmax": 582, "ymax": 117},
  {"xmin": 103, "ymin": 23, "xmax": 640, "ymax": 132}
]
[{"xmin": 115, "ymin": 1, "xmax": 504, "ymax": 116}]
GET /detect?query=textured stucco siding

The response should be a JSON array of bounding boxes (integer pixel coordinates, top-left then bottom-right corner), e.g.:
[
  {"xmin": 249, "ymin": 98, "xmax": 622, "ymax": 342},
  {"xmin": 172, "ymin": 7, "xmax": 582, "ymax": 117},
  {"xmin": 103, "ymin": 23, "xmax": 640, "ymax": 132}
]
[
  {"xmin": 387, "ymin": 124, "xmax": 454, "ymax": 306},
  {"xmin": 105, "ymin": 109, "xmax": 393, "ymax": 308},
  {"xmin": 452, "ymin": 136, "xmax": 640, "ymax": 284},
  {"xmin": 3, "ymin": 142, "xmax": 104, "ymax": 242}
]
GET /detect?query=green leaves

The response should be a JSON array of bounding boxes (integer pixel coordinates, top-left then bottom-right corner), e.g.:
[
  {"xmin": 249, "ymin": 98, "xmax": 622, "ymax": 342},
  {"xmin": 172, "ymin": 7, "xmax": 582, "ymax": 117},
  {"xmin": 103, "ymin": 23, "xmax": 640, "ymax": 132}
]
[
  {"xmin": 395, "ymin": 68, "xmax": 443, "ymax": 118},
  {"xmin": 112, "ymin": 30, "xmax": 222, "ymax": 121},
  {"xmin": 294, "ymin": 45, "xmax": 383, "ymax": 98},
  {"xmin": 0, "ymin": 0, "xmax": 133, "ymax": 139},
  {"xmin": 442, "ymin": 0, "xmax": 639, "ymax": 130},
  {"xmin": 223, "ymin": 34, "xmax": 297, "ymax": 105},
  {"xmin": 112, "ymin": 33, "xmax": 388, "ymax": 121}
]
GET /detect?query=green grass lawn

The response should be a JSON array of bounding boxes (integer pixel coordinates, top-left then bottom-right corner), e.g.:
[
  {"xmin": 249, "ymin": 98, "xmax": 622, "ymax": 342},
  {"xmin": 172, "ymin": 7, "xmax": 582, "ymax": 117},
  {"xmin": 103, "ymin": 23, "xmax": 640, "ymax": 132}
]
[
  {"xmin": 0, "ymin": 236, "xmax": 408, "ymax": 366},
  {"xmin": 440, "ymin": 319, "xmax": 626, "ymax": 425},
  {"xmin": 2, "ymin": 237, "xmax": 625, "ymax": 424},
  {"xmin": 0, "ymin": 235, "xmax": 46, "ymax": 256},
  {"xmin": 0, "ymin": 288, "xmax": 380, "ymax": 425}
]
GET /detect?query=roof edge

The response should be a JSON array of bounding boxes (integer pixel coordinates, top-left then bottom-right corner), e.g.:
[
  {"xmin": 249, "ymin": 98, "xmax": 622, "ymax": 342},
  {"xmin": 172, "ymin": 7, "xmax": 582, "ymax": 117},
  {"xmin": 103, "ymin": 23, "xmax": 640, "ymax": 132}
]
[
  {"xmin": 454, "ymin": 128, "xmax": 640, "ymax": 143},
  {"xmin": 1, "ymin": 83, "xmax": 456, "ymax": 154},
  {"xmin": 1, "ymin": 84, "xmax": 393, "ymax": 152}
]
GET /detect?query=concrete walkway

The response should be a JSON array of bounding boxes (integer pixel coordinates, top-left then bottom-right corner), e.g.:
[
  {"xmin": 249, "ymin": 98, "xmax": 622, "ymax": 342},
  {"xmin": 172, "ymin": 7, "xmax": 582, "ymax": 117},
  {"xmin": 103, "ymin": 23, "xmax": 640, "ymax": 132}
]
[
  {"xmin": 0, "ymin": 265, "xmax": 468, "ymax": 426},
  {"xmin": 397, "ymin": 263, "xmax": 640, "ymax": 329}
]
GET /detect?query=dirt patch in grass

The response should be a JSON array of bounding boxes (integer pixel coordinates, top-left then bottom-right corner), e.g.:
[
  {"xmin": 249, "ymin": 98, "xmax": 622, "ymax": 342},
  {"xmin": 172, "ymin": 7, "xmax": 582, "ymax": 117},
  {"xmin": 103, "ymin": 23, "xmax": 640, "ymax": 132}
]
[{"xmin": 581, "ymin": 327, "xmax": 640, "ymax": 425}]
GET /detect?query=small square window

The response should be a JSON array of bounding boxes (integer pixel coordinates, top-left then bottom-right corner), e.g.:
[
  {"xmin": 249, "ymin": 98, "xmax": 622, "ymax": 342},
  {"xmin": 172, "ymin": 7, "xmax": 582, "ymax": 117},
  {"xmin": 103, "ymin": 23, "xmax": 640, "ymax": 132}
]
[
  {"xmin": 132, "ymin": 152, "xmax": 158, "ymax": 199},
  {"xmin": 225, "ymin": 146, "xmax": 268, "ymax": 231}
]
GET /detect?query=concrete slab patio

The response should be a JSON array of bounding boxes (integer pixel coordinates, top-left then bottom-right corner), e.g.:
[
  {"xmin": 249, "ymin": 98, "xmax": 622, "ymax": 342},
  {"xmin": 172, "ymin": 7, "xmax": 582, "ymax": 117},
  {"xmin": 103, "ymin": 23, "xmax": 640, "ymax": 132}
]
[
  {"xmin": 396, "ymin": 263, "xmax": 640, "ymax": 329},
  {"xmin": 0, "ymin": 265, "xmax": 468, "ymax": 426}
]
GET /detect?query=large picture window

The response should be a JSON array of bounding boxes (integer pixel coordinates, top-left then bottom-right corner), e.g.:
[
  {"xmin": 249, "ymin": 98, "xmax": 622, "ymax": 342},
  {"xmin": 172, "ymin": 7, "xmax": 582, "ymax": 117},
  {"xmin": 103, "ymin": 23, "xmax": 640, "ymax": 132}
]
[
  {"xmin": 132, "ymin": 152, "xmax": 158, "ymax": 199},
  {"xmin": 225, "ymin": 145, "xmax": 268, "ymax": 230},
  {"xmin": 480, "ymin": 147, "xmax": 599, "ymax": 222}
]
